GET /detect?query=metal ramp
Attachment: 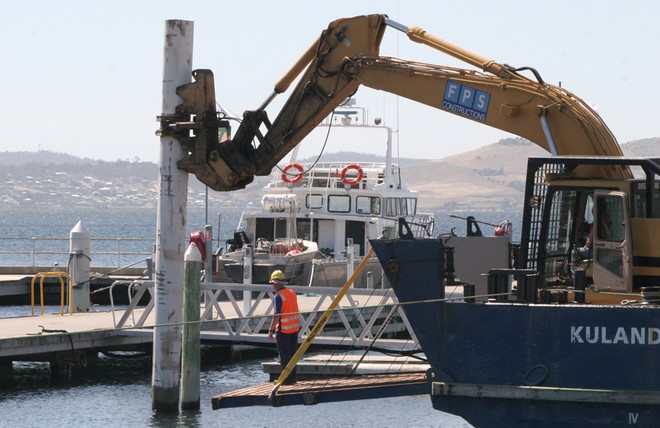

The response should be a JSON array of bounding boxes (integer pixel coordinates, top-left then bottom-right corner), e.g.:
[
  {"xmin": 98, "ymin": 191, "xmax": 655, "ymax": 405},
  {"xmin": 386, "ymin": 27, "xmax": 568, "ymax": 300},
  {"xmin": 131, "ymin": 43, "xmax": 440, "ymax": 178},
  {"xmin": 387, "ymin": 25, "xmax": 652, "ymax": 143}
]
[
  {"xmin": 212, "ymin": 372, "xmax": 428, "ymax": 409},
  {"xmin": 112, "ymin": 281, "xmax": 422, "ymax": 351}
]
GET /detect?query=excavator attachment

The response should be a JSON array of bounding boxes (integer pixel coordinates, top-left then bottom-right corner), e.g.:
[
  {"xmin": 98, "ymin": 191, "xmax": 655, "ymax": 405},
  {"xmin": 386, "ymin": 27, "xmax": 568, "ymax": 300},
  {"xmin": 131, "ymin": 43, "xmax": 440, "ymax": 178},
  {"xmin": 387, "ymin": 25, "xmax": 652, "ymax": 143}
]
[
  {"xmin": 172, "ymin": 14, "xmax": 387, "ymax": 191},
  {"xmin": 175, "ymin": 69, "xmax": 247, "ymax": 191}
]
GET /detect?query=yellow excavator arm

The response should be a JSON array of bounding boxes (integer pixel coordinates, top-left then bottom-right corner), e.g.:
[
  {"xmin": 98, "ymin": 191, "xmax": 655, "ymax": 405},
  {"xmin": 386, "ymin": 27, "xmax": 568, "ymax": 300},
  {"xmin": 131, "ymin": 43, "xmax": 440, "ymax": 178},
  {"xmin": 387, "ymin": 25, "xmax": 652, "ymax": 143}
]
[
  {"xmin": 349, "ymin": 56, "xmax": 619, "ymax": 157},
  {"xmin": 171, "ymin": 14, "xmax": 630, "ymax": 191}
]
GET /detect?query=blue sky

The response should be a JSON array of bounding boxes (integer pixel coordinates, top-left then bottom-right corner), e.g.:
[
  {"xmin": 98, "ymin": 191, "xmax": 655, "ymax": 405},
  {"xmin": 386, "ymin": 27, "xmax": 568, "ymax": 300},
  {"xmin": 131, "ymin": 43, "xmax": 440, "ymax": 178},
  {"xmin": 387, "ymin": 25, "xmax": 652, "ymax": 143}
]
[{"xmin": 2, "ymin": 0, "xmax": 658, "ymax": 162}]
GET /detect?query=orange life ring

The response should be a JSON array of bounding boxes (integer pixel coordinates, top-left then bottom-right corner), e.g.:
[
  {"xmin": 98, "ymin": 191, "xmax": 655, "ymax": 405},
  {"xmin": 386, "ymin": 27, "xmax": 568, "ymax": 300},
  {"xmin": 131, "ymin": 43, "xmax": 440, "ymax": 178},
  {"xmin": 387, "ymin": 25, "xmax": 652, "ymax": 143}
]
[
  {"xmin": 340, "ymin": 164, "xmax": 363, "ymax": 186},
  {"xmin": 281, "ymin": 163, "xmax": 304, "ymax": 184}
]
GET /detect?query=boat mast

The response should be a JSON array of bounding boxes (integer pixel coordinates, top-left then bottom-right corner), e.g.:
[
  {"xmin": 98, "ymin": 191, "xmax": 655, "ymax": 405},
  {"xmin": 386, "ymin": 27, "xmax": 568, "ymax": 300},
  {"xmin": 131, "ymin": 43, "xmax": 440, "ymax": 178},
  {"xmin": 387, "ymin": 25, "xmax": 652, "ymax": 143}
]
[{"xmin": 383, "ymin": 125, "xmax": 394, "ymax": 189}]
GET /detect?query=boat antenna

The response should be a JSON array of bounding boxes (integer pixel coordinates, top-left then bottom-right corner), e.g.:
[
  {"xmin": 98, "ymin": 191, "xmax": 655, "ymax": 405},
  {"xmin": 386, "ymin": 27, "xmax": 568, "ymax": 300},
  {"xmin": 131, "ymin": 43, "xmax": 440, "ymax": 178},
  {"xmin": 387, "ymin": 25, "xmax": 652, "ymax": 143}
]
[{"xmin": 394, "ymin": 2, "xmax": 403, "ymax": 187}]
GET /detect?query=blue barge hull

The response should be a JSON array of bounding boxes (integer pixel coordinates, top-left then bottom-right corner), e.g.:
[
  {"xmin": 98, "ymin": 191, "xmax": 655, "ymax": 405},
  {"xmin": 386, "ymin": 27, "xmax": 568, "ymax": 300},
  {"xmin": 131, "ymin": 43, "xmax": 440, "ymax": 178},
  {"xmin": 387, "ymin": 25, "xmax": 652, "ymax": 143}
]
[{"xmin": 371, "ymin": 238, "xmax": 660, "ymax": 427}]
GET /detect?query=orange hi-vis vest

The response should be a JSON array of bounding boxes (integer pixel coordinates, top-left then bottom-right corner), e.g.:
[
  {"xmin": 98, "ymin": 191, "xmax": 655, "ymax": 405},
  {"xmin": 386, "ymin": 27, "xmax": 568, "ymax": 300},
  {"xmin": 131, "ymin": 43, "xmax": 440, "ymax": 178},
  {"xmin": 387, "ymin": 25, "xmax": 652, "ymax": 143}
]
[{"xmin": 276, "ymin": 287, "xmax": 300, "ymax": 334}]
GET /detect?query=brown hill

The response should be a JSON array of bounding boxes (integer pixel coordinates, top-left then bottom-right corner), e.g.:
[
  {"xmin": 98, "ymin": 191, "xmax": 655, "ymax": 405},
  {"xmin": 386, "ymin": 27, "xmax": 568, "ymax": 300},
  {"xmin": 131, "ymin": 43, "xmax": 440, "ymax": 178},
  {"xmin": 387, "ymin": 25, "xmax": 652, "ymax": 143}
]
[
  {"xmin": 621, "ymin": 138, "xmax": 660, "ymax": 157},
  {"xmin": 403, "ymin": 137, "xmax": 659, "ymax": 210}
]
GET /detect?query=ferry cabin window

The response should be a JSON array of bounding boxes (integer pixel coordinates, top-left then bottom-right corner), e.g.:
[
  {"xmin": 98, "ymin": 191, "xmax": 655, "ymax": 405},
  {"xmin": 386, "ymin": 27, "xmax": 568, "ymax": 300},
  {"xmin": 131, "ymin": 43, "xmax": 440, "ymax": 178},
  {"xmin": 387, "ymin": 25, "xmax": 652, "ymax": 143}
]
[
  {"xmin": 274, "ymin": 218, "xmax": 287, "ymax": 239},
  {"xmin": 328, "ymin": 195, "xmax": 351, "ymax": 213},
  {"xmin": 385, "ymin": 198, "xmax": 399, "ymax": 216},
  {"xmin": 356, "ymin": 196, "xmax": 381, "ymax": 215},
  {"xmin": 383, "ymin": 198, "xmax": 417, "ymax": 216},
  {"xmin": 255, "ymin": 218, "xmax": 288, "ymax": 241},
  {"xmin": 306, "ymin": 194, "xmax": 323, "ymax": 210},
  {"xmin": 400, "ymin": 198, "xmax": 417, "ymax": 216},
  {"xmin": 311, "ymin": 178, "xmax": 329, "ymax": 188},
  {"xmin": 296, "ymin": 219, "xmax": 318, "ymax": 242}
]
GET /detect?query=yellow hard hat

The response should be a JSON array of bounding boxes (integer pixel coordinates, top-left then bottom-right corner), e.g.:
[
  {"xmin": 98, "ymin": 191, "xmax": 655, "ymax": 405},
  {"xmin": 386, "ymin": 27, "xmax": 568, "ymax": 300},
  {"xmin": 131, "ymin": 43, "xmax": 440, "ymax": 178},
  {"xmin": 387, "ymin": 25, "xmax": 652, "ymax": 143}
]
[{"xmin": 270, "ymin": 270, "xmax": 285, "ymax": 283}]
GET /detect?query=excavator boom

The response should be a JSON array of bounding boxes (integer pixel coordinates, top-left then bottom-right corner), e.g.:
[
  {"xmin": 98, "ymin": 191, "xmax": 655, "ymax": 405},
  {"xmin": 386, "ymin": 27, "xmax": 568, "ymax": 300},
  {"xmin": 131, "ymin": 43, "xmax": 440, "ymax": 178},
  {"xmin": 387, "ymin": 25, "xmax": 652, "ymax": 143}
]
[
  {"xmin": 348, "ymin": 56, "xmax": 623, "ymax": 158},
  {"xmin": 172, "ymin": 14, "xmax": 630, "ymax": 191}
]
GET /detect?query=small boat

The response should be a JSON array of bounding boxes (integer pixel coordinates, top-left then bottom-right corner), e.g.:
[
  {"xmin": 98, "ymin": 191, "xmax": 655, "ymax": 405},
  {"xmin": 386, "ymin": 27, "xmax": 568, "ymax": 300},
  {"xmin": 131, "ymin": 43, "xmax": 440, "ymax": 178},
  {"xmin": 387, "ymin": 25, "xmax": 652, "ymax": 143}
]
[
  {"xmin": 217, "ymin": 220, "xmax": 319, "ymax": 285},
  {"xmin": 214, "ymin": 101, "xmax": 435, "ymax": 286}
]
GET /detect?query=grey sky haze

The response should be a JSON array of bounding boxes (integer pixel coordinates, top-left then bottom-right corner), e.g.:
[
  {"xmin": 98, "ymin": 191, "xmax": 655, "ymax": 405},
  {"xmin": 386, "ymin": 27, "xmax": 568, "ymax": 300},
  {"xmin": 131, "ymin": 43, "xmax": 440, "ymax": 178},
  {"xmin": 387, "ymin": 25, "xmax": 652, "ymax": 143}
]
[{"xmin": 2, "ymin": 0, "xmax": 658, "ymax": 162}]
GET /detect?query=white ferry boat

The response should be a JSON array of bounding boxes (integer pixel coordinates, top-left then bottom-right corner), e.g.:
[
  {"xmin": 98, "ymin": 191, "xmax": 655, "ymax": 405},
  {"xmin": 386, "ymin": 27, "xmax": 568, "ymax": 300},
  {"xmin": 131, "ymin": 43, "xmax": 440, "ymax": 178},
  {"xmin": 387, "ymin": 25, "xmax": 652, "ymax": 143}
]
[{"xmin": 215, "ymin": 103, "xmax": 435, "ymax": 286}]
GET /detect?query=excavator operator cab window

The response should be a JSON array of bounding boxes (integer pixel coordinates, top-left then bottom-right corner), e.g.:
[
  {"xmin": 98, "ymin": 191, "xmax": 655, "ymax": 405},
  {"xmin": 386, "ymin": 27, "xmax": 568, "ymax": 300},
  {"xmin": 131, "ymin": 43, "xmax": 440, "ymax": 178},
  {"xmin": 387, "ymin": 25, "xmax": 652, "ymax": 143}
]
[
  {"xmin": 596, "ymin": 196, "xmax": 618, "ymax": 242},
  {"xmin": 577, "ymin": 193, "xmax": 594, "ymax": 247},
  {"xmin": 631, "ymin": 181, "xmax": 660, "ymax": 218},
  {"xmin": 584, "ymin": 194, "xmax": 595, "ymax": 224},
  {"xmin": 543, "ymin": 189, "xmax": 596, "ymax": 284},
  {"xmin": 543, "ymin": 189, "xmax": 577, "ymax": 282}
]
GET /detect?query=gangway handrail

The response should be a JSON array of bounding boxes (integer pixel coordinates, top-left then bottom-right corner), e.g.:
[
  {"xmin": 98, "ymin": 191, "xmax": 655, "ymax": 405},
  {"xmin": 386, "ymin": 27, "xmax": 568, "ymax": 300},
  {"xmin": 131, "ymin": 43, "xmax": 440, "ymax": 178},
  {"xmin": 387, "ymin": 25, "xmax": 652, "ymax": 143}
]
[
  {"xmin": 199, "ymin": 283, "xmax": 418, "ymax": 349},
  {"xmin": 109, "ymin": 280, "xmax": 154, "ymax": 327},
  {"xmin": 110, "ymin": 279, "xmax": 420, "ymax": 351},
  {"xmin": 30, "ymin": 271, "xmax": 73, "ymax": 316}
]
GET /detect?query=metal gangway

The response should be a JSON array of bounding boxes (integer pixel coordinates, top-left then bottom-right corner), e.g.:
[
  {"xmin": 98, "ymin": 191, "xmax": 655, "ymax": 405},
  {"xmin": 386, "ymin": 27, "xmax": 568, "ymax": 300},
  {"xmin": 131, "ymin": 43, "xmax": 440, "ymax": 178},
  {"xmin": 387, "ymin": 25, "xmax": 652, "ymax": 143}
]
[{"xmin": 110, "ymin": 280, "xmax": 421, "ymax": 352}]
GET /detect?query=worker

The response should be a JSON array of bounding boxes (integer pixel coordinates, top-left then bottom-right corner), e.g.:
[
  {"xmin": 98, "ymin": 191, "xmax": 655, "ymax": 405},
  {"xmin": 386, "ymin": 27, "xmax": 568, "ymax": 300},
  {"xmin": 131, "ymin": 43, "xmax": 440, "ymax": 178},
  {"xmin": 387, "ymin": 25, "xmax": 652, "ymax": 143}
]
[
  {"xmin": 268, "ymin": 270, "xmax": 300, "ymax": 385},
  {"xmin": 578, "ymin": 201, "xmax": 610, "ymax": 259},
  {"xmin": 578, "ymin": 222, "xmax": 594, "ymax": 259}
]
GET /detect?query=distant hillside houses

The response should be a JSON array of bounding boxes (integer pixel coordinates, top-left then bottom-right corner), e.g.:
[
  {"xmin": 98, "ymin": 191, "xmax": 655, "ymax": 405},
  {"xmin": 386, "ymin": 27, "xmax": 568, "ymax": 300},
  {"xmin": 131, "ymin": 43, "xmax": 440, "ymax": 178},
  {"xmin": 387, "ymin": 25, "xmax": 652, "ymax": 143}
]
[{"xmin": 0, "ymin": 137, "xmax": 657, "ymax": 211}]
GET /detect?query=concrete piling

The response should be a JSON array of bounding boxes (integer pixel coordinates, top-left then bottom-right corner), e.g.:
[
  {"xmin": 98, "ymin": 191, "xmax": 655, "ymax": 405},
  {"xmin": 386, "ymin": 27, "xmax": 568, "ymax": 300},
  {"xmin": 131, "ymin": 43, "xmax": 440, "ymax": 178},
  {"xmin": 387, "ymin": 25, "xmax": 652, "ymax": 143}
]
[{"xmin": 152, "ymin": 19, "xmax": 193, "ymax": 413}]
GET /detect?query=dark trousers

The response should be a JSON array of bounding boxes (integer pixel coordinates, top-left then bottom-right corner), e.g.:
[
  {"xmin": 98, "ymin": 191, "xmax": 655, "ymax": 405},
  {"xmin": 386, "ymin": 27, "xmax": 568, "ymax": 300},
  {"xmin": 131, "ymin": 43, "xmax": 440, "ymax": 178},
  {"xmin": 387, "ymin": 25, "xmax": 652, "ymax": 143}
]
[{"xmin": 276, "ymin": 330, "xmax": 299, "ymax": 384}]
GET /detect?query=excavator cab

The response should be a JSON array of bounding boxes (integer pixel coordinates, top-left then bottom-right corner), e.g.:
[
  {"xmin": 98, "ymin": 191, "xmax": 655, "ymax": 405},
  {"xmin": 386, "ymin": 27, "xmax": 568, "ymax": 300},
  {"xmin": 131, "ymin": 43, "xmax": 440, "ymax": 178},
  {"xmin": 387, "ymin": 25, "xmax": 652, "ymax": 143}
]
[
  {"xmin": 537, "ymin": 186, "xmax": 634, "ymax": 292},
  {"xmin": 520, "ymin": 157, "xmax": 660, "ymax": 300}
]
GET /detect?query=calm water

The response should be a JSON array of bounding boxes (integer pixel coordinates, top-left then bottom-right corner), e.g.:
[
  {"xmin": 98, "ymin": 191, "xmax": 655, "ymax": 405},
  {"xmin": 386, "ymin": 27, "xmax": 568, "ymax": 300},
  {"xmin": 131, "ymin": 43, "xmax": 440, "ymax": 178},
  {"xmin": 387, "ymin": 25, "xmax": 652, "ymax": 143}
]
[
  {"xmin": 0, "ymin": 206, "xmax": 504, "ymax": 427},
  {"xmin": 0, "ymin": 206, "xmax": 241, "ymax": 267},
  {"xmin": 0, "ymin": 355, "xmax": 472, "ymax": 427},
  {"xmin": 0, "ymin": 205, "xmax": 519, "ymax": 267}
]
